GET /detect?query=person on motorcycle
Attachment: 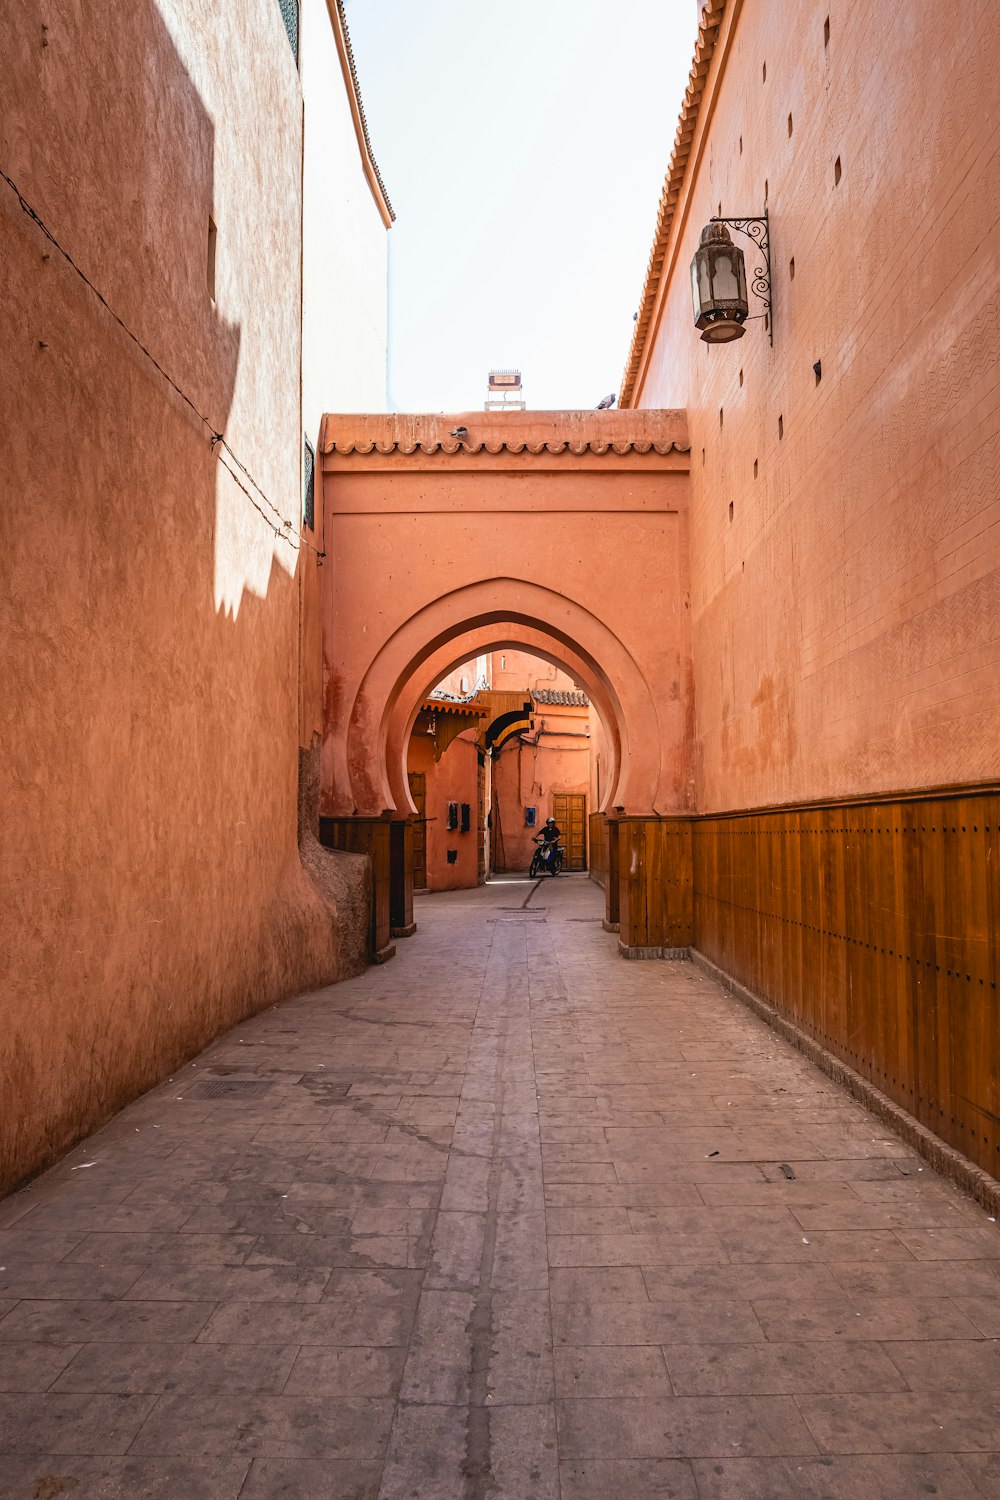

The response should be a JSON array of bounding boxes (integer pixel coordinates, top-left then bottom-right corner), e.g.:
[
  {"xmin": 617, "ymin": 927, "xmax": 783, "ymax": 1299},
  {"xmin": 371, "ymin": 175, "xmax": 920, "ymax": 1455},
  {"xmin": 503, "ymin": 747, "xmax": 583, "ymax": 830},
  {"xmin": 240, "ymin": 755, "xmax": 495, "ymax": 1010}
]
[{"xmin": 535, "ymin": 817, "xmax": 562, "ymax": 870}]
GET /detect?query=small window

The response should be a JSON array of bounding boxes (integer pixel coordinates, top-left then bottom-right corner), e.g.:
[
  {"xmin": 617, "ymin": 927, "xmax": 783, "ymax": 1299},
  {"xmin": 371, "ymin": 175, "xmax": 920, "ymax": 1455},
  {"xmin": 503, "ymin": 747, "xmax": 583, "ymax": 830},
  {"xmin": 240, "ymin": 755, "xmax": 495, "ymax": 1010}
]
[
  {"xmin": 303, "ymin": 435, "xmax": 315, "ymax": 530},
  {"xmin": 206, "ymin": 216, "xmax": 217, "ymax": 301}
]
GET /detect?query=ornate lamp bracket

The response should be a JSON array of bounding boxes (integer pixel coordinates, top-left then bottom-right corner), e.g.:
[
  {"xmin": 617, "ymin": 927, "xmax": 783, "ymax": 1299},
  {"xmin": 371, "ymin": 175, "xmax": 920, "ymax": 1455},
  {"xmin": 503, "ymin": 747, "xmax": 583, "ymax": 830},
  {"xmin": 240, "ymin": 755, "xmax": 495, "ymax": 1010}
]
[{"xmin": 710, "ymin": 210, "xmax": 772, "ymax": 345}]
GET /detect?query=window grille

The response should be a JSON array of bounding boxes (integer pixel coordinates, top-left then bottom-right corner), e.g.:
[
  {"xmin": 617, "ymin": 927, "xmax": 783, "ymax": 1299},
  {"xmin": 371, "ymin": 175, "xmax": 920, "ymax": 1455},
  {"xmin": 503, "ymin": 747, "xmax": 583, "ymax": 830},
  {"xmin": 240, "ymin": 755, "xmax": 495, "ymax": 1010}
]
[
  {"xmin": 303, "ymin": 435, "xmax": 315, "ymax": 530},
  {"xmin": 277, "ymin": 0, "xmax": 299, "ymax": 62}
]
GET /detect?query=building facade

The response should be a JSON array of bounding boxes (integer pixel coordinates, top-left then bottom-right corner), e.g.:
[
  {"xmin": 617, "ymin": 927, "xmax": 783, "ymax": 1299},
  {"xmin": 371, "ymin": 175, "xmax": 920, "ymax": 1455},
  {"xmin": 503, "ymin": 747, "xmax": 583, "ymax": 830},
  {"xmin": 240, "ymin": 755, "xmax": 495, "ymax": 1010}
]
[
  {"xmin": 0, "ymin": 0, "xmax": 390, "ymax": 1194},
  {"xmin": 614, "ymin": 0, "xmax": 1000, "ymax": 1176}
]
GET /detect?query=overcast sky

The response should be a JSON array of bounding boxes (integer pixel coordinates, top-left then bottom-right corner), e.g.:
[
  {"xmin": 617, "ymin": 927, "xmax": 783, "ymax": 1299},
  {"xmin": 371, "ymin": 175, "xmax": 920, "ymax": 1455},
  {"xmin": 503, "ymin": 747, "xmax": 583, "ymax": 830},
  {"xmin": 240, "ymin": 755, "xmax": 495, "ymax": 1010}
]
[{"xmin": 343, "ymin": 0, "xmax": 696, "ymax": 412}]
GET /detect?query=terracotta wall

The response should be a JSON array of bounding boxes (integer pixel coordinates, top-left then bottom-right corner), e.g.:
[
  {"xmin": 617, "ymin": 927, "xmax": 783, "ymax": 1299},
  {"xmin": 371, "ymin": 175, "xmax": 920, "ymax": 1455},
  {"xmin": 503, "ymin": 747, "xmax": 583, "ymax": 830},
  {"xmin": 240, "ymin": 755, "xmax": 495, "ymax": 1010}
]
[
  {"xmin": 320, "ymin": 410, "xmax": 692, "ymax": 821},
  {"xmin": 631, "ymin": 0, "xmax": 1000, "ymax": 812},
  {"xmin": 407, "ymin": 732, "xmax": 482, "ymax": 891},
  {"xmin": 0, "ymin": 0, "xmax": 357, "ymax": 1195}
]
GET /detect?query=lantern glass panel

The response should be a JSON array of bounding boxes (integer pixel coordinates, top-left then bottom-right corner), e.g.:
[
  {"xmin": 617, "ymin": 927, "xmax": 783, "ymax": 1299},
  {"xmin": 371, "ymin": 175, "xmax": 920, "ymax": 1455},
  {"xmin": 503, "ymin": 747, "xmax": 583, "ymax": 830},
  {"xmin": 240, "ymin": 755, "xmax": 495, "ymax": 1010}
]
[{"xmin": 712, "ymin": 251, "xmax": 740, "ymax": 301}]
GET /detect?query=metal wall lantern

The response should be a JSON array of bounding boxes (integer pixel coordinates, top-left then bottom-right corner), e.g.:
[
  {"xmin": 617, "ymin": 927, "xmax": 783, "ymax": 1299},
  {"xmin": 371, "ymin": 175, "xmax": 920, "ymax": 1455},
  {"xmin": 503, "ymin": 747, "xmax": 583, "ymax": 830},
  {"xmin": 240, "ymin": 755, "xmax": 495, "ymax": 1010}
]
[{"xmin": 690, "ymin": 210, "xmax": 772, "ymax": 345}]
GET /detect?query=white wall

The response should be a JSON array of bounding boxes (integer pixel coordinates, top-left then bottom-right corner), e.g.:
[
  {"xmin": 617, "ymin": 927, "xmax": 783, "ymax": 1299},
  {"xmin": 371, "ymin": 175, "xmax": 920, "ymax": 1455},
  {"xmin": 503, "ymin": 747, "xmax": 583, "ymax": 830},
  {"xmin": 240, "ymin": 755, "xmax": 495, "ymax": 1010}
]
[{"xmin": 301, "ymin": 0, "xmax": 389, "ymax": 443}]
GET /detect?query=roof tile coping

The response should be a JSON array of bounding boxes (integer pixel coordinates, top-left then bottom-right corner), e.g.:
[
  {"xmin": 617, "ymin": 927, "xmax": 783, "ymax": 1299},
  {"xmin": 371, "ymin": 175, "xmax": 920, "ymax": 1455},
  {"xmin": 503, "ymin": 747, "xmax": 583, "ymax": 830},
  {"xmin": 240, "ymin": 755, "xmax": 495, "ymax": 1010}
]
[
  {"xmin": 531, "ymin": 689, "xmax": 590, "ymax": 707},
  {"xmin": 619, "ymin": 0, "xmax": 728, "ymax": 407},
  {"xmin": 331, "ymin": 0, "xmax": 394, "ymax": 226},
  {"xmin": 320, "ymin": 409, "xmax": 689, "ymax": 457}
]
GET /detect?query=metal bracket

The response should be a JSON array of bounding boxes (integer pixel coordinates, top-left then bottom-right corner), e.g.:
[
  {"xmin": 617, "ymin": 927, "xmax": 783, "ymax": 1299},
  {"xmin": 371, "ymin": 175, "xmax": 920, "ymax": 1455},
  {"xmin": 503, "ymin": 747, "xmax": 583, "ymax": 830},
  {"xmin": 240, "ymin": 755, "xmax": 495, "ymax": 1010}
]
[{"xmin": 710, "ymin": 210, "xmax": 772, "ymax": 344}]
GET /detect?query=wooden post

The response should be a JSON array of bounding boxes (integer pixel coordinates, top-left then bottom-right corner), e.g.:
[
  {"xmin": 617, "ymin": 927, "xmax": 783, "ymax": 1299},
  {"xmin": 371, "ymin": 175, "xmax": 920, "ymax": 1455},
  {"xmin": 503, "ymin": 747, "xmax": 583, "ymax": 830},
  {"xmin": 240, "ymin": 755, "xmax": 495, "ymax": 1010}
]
[
  {"xmin": 319, "ymin": 815, "xmax": 395, "ymax": 963},
  {"xmin": 390, "ymin": 818, "xmax": 416, "ymax": 938},
  {"xmin": 604, "ymin": 815, "xmax": 621, "ymax": 932}
]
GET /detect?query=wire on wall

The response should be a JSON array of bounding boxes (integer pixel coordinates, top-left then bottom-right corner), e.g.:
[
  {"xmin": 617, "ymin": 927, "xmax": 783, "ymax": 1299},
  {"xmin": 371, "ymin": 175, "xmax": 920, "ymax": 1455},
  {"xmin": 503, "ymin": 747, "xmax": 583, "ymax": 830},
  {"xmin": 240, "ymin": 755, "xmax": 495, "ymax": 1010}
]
[{"xmin": 1, "ymin": 163, "xmax": 324, "ymax": 558}]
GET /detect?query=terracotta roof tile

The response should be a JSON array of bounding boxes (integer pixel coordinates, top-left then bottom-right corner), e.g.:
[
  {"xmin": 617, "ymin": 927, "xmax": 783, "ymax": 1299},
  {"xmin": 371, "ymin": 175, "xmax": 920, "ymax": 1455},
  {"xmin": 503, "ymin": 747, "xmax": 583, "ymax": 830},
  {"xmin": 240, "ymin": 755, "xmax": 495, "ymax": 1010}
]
[{"xmin": 531, "ymin": 689, "xmax": 589, "ymax": 707}]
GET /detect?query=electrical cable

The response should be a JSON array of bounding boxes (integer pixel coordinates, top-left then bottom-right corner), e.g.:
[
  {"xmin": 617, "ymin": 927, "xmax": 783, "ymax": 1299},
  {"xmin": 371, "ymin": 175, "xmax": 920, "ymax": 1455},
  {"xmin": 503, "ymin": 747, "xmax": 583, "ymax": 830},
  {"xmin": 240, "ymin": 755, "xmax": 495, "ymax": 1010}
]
[{"xmin": 1, "ymin": 162, "xmax": 325, "ymax": 557}]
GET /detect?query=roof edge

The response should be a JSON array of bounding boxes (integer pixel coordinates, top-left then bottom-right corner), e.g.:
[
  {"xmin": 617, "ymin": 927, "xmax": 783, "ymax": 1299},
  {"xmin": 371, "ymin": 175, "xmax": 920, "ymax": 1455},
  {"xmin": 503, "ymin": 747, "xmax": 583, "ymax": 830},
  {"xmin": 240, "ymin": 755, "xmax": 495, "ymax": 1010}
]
[
  {"xmin": 329, "ymin": 0, "xmax": 395, "ymax": 227},
  {"xmin": 618, "ymin": 0, "xmax": 729, "ymax": 407},
  {"xmin": 322, "ymin": 438, "xmax": 689, "ymax": 457}
]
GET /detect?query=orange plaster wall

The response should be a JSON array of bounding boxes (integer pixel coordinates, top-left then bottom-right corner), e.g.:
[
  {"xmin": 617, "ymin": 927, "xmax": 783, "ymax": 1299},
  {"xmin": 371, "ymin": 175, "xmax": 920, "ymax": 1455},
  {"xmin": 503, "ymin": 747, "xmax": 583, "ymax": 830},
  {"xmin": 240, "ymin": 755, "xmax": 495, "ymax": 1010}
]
[
  {"xmin": 407, "ymin": 732, "xmax": 482, "ymax": 891},
  {"xmin": 0, "ymin": 2, "xmax": 349, "ymax": 1195},
  {"xmin": 320, "ymin": 411, "xmax": 693, "ymax": 819},
  {"xmin": 633, "ymin": 0, "xmax": 1000, "ymax": 811}
]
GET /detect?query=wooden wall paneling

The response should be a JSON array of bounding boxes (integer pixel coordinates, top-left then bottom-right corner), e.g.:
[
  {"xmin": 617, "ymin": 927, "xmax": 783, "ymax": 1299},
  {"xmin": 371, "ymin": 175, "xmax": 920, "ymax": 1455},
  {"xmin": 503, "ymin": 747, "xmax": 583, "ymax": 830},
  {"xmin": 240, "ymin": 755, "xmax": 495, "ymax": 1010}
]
[
  {"xmin": 589, "ymin": 812, "xmax": 608, "ymax": 888},
  {"xmin": 690, "ymin": 789, "xmax": 1000, "ymax": 1179},
  {"xmin": 389, "ymin": 819, "xmax": 415, "ymax": 938},
  {"xmin": 607, "ymin": 818, "xmax": 620, "ymax": 928}
]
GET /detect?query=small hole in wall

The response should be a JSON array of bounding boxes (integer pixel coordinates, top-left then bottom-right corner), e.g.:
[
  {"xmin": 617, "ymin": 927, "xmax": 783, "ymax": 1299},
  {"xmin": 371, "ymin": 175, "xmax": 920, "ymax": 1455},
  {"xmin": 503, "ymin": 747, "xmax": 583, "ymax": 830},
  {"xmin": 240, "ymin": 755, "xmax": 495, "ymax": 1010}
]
[
  {"xmin": 719, "ymin": 407, "xmax": 724, "ymax": 428},
  {"xmin": 728, "ymin": 501, "xmax": 734, "ymax": 522},
  {"xmin": 738, "ymin": 368, "xmax": 744, "ymax": 387},
  {"xmin": 778, "ymin": 414, "xmax": 784, "ymax": 439},
  {"xmin": 753, "ymin": 458, "xmax": 759, "ymax": 478},
  {"xmin": 834, "ymin": 156, "xmax": 842, "ymax": 185},
  {"xmin": 701, "ymin": 448, "xmax": 706, "ymax": 465},
  {"xmin": 824, "ymin": 14, "xmax": 830, "ymax": 46},
  {"xmin": 787, "ymin": 112, "xmax": 793, "ymax": 137},
  {"xmin": 789, "ymin": 256, "xmax": 795, "ymax": 280},
  {"xmin": 762, "ymin": 60, "xmax": 767, "ymax": 83},
  {"xmin": 813, "ymin": 359, "xmax": 823, "ymax": 383},
  {"xmin": 739, "ymin": 135, "xmax": 743, "ymax": 155},
  {"xmin": 717, "ymin": 201, "xmax": 722, "ymax": 217},
  {"xmin": 764, "ymin": 178, "xmax": 769, "ymax": 203}
]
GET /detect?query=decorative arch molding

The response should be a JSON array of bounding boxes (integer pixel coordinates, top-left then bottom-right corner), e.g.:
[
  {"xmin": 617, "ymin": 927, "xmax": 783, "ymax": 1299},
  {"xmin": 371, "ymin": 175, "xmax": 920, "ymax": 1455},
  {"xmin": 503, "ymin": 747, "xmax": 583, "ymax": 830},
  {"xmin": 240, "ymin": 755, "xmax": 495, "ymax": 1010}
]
[
  {"xmin": 384, "ymin": 623, "xmax": 623, "ymax": 815},
  {"xmin": 326, "ymin": 577, "xmax": 661, "ymax": 817}
]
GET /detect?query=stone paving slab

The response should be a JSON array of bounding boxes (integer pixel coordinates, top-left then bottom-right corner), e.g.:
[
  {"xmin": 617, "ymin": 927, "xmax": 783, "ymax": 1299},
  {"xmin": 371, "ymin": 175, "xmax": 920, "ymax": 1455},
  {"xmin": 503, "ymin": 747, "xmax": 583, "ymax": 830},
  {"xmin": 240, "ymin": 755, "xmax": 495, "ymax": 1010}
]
[{"xmin": 2, "ymin": 876, "xmax": 1000, "ymax": 1497}]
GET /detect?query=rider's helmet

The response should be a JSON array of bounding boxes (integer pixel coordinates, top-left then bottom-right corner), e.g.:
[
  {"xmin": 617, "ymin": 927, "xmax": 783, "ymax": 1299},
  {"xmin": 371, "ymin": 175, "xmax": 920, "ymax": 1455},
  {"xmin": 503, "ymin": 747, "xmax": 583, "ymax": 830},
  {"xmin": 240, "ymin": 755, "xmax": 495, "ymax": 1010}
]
[{"xmin": 546, "ymin": 817, "xmax": 556, "ymax": 826}]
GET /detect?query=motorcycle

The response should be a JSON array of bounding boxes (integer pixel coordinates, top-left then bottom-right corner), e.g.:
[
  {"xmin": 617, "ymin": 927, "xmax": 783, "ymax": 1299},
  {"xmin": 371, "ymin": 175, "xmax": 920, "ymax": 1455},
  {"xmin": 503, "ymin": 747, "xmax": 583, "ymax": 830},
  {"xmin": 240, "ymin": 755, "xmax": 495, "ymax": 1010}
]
[{"xmin": 529, "ymin": 835, "xmax": 564, "ymax": 877}]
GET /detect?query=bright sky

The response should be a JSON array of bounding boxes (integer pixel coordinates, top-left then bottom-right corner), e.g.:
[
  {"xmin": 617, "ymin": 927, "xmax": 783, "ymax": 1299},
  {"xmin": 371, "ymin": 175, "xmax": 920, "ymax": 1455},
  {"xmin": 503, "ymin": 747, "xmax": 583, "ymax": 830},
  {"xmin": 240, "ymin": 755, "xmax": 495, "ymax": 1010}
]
[{"xmin": 343, "ymin": 0, "xmax": 696, "ymax": 413}]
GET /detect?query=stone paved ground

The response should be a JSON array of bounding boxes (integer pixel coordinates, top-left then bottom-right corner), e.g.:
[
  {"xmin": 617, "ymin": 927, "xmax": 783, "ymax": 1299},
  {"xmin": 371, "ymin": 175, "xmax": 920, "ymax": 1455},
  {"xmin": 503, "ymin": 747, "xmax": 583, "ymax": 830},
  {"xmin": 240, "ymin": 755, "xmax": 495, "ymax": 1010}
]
[{"xmin": 2, "ymin": 876, "xmax": 1000, "ymax": 1498}]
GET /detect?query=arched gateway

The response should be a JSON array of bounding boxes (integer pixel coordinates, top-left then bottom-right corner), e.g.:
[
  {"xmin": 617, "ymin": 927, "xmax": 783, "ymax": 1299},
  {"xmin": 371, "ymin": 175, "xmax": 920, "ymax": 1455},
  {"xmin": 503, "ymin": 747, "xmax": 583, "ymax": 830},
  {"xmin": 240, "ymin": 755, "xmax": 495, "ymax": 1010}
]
[{"xmin": 317, "ymin": 409, "xmax": 694, "ymax": 959}]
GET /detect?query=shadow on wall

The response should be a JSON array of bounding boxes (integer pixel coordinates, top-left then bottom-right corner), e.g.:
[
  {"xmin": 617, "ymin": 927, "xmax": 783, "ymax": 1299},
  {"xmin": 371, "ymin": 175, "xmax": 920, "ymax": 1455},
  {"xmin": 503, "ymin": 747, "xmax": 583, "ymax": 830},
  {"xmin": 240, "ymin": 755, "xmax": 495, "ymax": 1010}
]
[{"xmin": 0, "ymin": 0, "xmax": 364, "ymax": 1197}]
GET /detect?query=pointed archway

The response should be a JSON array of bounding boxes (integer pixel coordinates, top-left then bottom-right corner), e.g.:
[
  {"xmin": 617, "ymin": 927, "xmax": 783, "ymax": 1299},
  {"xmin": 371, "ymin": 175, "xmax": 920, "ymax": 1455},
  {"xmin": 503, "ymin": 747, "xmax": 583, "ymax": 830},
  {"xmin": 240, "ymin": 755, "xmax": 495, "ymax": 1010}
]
[{"xmin": 317, "ymin": 409, "xmax": 694, "ymax": 959}]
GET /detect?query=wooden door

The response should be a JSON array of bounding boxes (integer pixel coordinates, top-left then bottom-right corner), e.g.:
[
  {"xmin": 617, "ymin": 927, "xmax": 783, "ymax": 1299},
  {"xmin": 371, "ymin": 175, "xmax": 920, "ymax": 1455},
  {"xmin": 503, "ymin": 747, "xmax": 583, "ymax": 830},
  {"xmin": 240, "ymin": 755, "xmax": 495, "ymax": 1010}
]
[
  {"xmin": 552, "ymin": 793, "xmax": 586, "ymax": 871},
  {"xmin": 408, "ymin": 771, "xmax": 427, "ymax": 889}
]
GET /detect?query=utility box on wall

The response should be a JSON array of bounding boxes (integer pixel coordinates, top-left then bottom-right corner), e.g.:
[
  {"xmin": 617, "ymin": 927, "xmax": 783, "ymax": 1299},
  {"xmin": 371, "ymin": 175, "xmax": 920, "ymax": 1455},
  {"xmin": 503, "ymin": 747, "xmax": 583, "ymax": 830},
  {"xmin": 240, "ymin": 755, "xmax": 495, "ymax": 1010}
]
[{"xmin": 524, "ymin": 806, "xmax": 537, "ymax": 827}]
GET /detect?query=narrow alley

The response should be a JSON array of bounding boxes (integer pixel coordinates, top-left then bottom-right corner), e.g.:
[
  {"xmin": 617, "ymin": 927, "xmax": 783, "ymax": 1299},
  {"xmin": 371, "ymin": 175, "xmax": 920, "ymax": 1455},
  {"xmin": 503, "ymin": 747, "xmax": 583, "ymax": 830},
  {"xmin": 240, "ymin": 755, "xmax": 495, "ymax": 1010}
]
[{"xmin": 1, "ymin": 878, "xmax": 999, "ymax": 1499}]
